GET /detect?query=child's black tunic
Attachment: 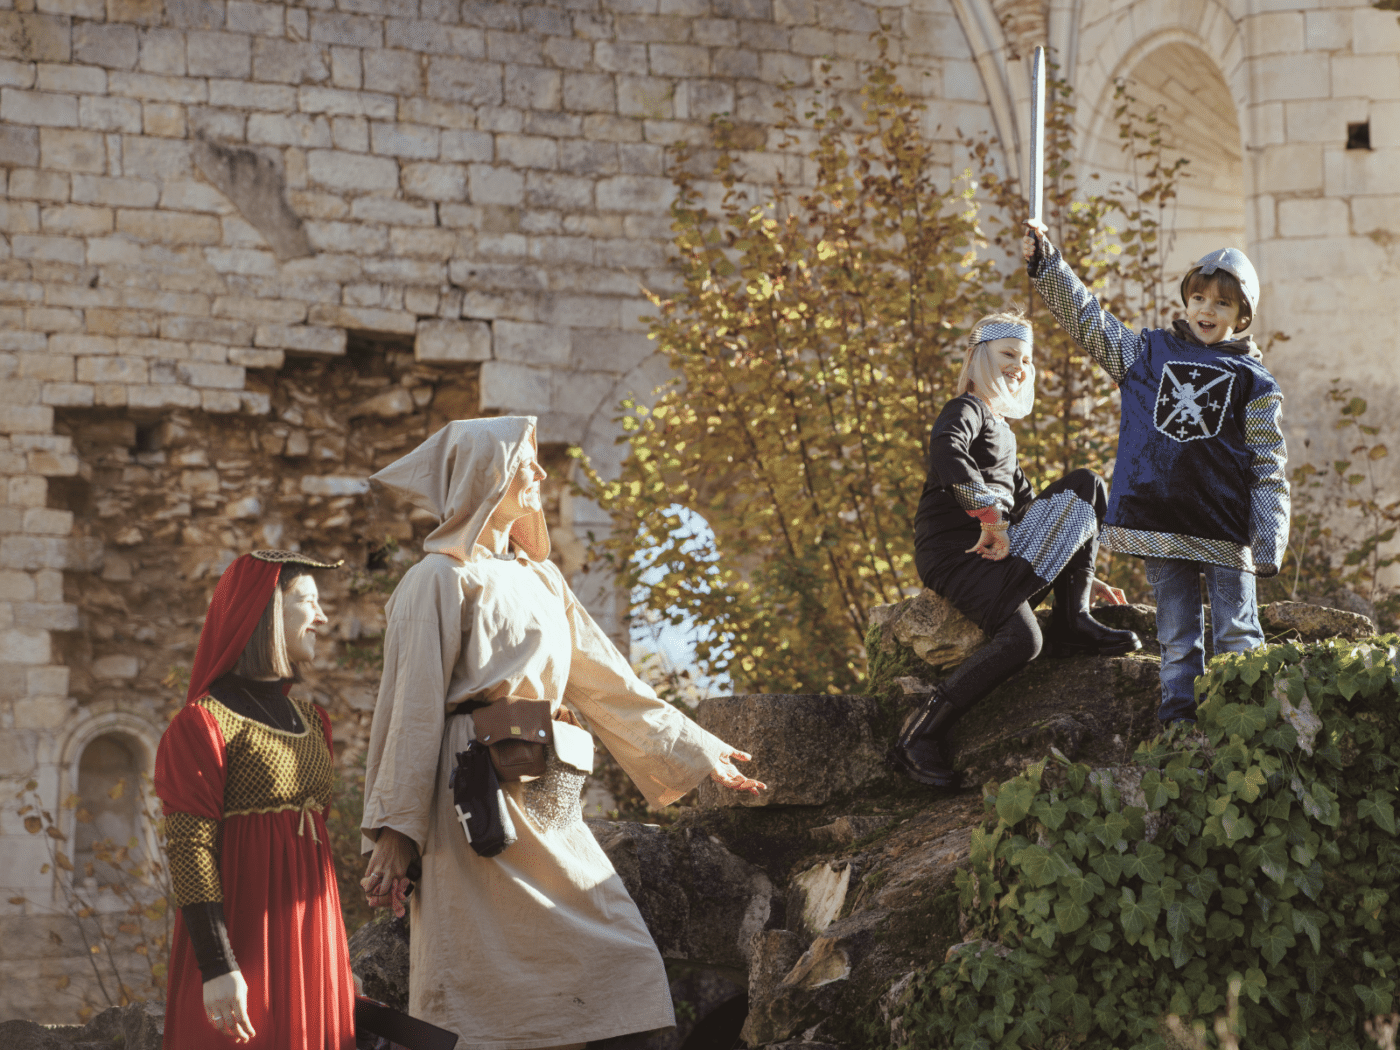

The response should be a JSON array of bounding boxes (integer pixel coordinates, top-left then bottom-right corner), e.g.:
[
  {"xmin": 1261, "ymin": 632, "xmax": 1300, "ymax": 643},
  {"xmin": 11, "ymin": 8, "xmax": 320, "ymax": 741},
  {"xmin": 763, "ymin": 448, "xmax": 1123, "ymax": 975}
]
[{"xmin": 914, "ymin": 394, "xmax": 1105, "ymax": 631}]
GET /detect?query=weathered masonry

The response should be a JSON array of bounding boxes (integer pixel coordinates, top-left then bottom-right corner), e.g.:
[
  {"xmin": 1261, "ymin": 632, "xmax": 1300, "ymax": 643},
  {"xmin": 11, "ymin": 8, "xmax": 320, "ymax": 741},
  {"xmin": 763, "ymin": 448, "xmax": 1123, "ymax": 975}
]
[{"xmin": 0, "ymin": 0, "xmax": 1396, "ymax": 1022}]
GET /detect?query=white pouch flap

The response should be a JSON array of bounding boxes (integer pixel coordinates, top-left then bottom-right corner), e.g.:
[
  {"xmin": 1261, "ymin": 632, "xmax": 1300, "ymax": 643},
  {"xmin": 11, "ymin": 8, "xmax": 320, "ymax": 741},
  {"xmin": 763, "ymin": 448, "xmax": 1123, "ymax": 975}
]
[{"xmin": 551, "ymin": 719, "xmax": 595, "ymax": 774}]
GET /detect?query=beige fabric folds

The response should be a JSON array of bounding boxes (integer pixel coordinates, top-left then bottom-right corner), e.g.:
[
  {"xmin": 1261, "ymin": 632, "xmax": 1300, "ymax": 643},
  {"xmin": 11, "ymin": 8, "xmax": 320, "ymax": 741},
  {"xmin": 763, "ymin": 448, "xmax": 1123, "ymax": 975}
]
[{"xmin": 362, "ymin": 420, "xmax": 730, "ymax": 1048}]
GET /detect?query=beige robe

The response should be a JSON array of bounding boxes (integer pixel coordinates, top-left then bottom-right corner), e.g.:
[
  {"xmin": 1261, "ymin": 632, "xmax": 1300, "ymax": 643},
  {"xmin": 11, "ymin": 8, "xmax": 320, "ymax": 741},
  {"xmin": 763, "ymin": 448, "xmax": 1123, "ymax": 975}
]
[{"xmin": 362, "ymin": 418, "xmax": 729, "ymax": 1049}]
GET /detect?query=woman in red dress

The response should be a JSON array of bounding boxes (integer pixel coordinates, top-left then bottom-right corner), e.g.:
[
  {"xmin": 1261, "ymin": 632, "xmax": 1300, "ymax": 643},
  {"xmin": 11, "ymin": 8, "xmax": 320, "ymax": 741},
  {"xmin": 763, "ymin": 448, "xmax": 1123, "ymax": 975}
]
[{"xmin": 155, "ymin": 549, "xmax": 355, "ymax": 1048}]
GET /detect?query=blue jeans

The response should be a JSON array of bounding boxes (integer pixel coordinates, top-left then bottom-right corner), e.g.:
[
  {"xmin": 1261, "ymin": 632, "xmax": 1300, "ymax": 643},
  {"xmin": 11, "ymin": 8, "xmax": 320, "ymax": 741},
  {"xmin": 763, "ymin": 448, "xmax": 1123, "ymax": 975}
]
[{"xmin": 1144, "ymin": 558, "xmax": 1264, "ymax": 723}]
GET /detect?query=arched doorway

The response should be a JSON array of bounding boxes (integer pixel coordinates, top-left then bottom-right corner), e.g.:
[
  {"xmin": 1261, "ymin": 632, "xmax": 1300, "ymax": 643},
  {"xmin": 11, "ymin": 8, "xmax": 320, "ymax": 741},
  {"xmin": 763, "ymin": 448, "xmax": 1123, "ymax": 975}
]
[
  {"xmin": 73, "ymin": 732, "xmax": 148, "ymax": 888},
  {"xmin": 1081, "ymin": 41, "xmax": 1247, "ymax": 320}
]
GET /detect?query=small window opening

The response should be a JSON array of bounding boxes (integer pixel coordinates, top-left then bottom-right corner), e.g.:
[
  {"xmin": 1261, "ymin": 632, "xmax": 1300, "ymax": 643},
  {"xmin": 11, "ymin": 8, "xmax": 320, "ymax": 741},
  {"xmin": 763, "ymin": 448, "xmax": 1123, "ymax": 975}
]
[
  {"xmin": 133, "ymin": 424, "xmax": 161, "ymax": 453},
  {"xmin": 1346, "ymin": 122, "xmax": 1371, "ymax": 150}
]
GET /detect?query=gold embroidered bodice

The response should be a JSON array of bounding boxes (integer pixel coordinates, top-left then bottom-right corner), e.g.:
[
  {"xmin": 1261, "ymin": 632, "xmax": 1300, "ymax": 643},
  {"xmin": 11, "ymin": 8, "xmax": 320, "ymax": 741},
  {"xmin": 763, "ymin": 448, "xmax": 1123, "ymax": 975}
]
[{"xmin": 167, "ymin": 696, "xmax": 335, "ymax": 907}]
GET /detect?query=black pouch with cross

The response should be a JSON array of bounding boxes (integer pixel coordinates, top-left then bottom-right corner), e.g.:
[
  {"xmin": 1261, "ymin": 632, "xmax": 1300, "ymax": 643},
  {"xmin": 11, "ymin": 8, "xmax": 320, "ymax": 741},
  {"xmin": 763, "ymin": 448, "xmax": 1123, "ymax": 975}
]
[{"xmin": 448, "ymin": 741, "xmax": 517, "ymax": 858}]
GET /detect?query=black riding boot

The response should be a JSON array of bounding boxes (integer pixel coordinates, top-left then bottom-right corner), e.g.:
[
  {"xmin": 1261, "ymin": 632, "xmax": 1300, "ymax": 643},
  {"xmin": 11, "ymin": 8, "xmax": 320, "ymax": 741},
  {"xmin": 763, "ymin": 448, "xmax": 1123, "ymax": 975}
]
[
  {"xmin": 888, "ymin": 687, "xmax": 961, "ymax": 789},
  {"xmin": 1047, "ymin": 568, "xmax": 1142, "ymax": 657}
]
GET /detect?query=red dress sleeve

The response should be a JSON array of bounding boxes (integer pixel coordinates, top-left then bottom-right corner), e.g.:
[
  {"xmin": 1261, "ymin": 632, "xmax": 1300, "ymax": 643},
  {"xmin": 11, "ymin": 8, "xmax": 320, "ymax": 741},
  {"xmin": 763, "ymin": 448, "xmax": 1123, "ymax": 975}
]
[{"xmin": 154, "ymin": 702, "xmax": 228, "ymax": 820}]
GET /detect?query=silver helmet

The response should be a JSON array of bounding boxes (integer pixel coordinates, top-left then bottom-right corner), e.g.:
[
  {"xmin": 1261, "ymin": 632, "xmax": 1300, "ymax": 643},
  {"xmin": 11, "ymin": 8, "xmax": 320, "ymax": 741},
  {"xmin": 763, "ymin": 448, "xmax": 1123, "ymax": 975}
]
[{"xmin": 1180, "ymin": 248, "xmax": 1259, "ymax": 328}]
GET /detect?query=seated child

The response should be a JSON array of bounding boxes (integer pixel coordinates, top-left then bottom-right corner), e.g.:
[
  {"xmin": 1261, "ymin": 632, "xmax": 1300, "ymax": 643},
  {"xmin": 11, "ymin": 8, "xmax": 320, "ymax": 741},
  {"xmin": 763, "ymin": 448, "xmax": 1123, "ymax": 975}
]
[{"xmin": 1023, "ymin": 222, "xmax": 1290, "ymax": 725}]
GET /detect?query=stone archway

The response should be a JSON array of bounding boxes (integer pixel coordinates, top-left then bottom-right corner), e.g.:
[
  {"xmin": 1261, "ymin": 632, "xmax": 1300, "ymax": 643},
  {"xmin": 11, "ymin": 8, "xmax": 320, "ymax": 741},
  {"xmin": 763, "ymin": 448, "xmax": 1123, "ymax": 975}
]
[{"xmin": 1080, "ymin": 39, "xmax": 1248, "ymax": 285}]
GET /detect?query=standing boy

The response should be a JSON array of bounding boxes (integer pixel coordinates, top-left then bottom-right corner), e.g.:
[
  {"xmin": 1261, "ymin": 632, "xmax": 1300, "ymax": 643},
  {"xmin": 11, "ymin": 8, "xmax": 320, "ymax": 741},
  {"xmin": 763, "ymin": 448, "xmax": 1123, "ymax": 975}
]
[{"xmin": 1023, "ymin": 221, "xmax": 1290, "ymax": 725}]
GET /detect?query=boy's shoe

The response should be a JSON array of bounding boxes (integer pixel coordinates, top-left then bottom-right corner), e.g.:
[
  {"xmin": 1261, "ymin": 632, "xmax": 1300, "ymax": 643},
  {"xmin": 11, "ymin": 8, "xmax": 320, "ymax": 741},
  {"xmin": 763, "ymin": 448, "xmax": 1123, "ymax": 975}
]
[
  {"xmin": 1046, "ymin": 569, "xmax": 1143, "ymax": 657},
  {"xmin": 887, "ymin": 688, "xmax": 961, "ymax": 789}
]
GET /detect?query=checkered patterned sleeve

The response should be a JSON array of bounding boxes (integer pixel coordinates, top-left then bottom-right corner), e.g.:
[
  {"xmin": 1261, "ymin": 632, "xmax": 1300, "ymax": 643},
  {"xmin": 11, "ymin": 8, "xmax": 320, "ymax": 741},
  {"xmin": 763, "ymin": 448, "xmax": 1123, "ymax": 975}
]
[
  {"xmin": 1243, "ymin": 389, "xmax": 1290, "ymax": 576},
  {"xmin": 1029, "ymin": 240, "xmax": 1144, "ymax": 383},
  {"xmin": 166, "ymin": 813, "xmax": 223, "ymax": 907}
]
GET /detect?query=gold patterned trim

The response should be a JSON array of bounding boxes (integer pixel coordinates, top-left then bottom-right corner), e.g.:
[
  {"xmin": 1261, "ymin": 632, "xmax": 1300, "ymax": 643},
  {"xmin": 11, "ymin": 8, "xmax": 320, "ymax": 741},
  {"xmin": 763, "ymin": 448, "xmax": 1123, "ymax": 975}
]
[
  {"xmin": 250, "ymin": 548, "xmax": 345, "ymax": 568},
  {"xmin": 199, "ymin": 694, "xmax": 311, "ymax": 738},
  {"xmin": 224, "ymin": 798, "xmax": 326, "ymax": 843}
]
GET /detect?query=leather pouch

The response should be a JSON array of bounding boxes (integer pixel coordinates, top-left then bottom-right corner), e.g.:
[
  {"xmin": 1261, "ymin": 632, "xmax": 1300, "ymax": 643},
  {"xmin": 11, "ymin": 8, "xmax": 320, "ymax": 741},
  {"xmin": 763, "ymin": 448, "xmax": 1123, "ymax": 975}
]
[{"xmin": 472, "ymin": 698, "xmax": 553, "ymax": 781}]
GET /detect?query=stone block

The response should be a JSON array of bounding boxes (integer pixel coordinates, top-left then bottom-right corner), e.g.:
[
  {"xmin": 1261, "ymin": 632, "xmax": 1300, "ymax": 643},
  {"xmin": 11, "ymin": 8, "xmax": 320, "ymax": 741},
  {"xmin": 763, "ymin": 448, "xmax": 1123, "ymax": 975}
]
[
  {"xmin": 428, "ymin": 57, "xmax": 503, "ymax": 106},
  {"xmin": 401, "ymin": 162, "xmax": 467, "ymax": 202},
  {"xmin": 254, "ymin": 323, "xmax": 347, "ymax": 355},
  {"xmin": 7, "ymin": 169, "xmax": 68, "ymax": 203},
  {"xmin": 494, "ymin": 319, "xmax": 571, "ymax": 366},
  {"xmin": 74, "ymin": 22, "xmax": 138, "ymax": 69},
  {"xmin": 77, "ymin": 94, "xmax": 142, "ymax": 133},
  {"xmin": 468, "ymin": 163, "xmax": 525, "ymax": 205},
  {"xmin": 209, "ymin": 79, "xmax": 295, "ymax": 110},
  {"xmin": 41, "ymin": 382, "xmax": 95, "ymax": 407},
  {"xmin": 1283, "ymin": 97, "xmax": 1367, "ymax": 143},
  {"xmin": 332, "ymin": 112, "xmax": 369, "ymax": 150},
  {"xmin": 480, "ymin": 360, "xmax": 551, "ymax": 411},
  {"xmin": 416, "ymin": 318, "xmax": 491, "ymax": 363},
  {"xmin": 0, "ymin": 13, "xmax": 71, "ymax": 63},
  {"xmin": 39, "ymin": 203, "xmax": 111, "ymax": 235},
  {"xmin": 136, "ymin": 27, "xmax": 185, "ymax": 75},
  {"xmin": 696, "ymin": 694, "xmax": 895, "ymax": 808},
  {"xmin": 370, "ymin": 121, "xmax": 440, "ymax": 159},
  {"xmin": 0, "ymin": 126, "xmax": 40, "ymax": 168},
  {"xmin": 92, "ymin": 653, "xmax": 139, "ymax": 679},
  {"xmin": 248, "ymin": 113, "xmax": 332, "ymax": 149},
  {"xmin": 616, "ymin": 75, "xmax": 673, "ymax": 119},
  {"xmin": 332, "ymin": 48, "xmax": 360, "ymax": 88},
  {"xmin": 1303, "ymin": 9, "xmax": 1350, "ymax": 50},
  {"xmin": 34, "ymin": 64, "xmax": 103, "ymax": 96},
  {"xmin": 1352, "ymin": 194, "xmax": 1400, "ymax": 236},
  {"xmin": 251, "ymin": 38, "xmax": 329, "ymax": 85},
  {"xmin": 77, "ymin": 355, "xmax": 147, "ymax": 383},
  {"xmin": 1277, "ymin": 196, "xmax": 1348, "ymax": 239},
  {"xmin": 116, "ymin": 208, "xmax": 222, "ymax": 244},
  {"xmin": 311, "ymin": 11, "xmax": 384, "ymax": 48},
  {"xmin": 543, "ymin": 36, "xmax": 593, "ymax": 70},
  {"xmin": 301, "ymin": 474, "xmax": 371, "ymax": 496},
  {"xmin": 186, "ymin": 30, "xmax": 252, "ymax": 79},
  {"xmin": 309, "ymin": 303, "xmax": 420, "ymax": 335},
  {"xmin": 302, "ymin": 87, "xmax": 396, "ymax": 120},
  {"xmin": 8, "ymin": 476, "xmax": 47, "ymax": 506},
  {"xmin": 12, "ymin": 234, "xmax": 84, "ymax": 264},
  {"xmin": 596, "ymin": 173, "xmax": 673, "ymax": 211},
  {"xmin": 0, "ymin": 405, "xmax": 53, "ymax": 432},
  {"xmin": 571, "ymin": 328, "xmax": 654, "ymax": 372},
  {"xmin": 363, "ymin": 48, "xmax": 422, "ymax": 95},
  {"xmin": 0, "ymin": 573, "xmax": 36, "ymax": 602},
  {"xmin": 1354, "ymin": 6, "xmax": 1400, "ymax": 54},
  {"xmin": 17, "ymin": 601, "xmax": 78, "ymax": 630},
  {"xmin": 27, "ymin": 664, "xmax": 68, "ymax": 695},
  {"xmin": 108, "ymin": 70, "xmax": 207, "ymax": 104},
  {"xmin": 441, "ymin": 130, "xmax": 494, "ymax": 163},
  {"xmin": 497, "ymin": 133, "xmax": 557, "ymax": 169},
  {"xmin": 1332, "ymin": 54, "xmax": 1400, "ymax": 98},
  {"xmin": 143, "ymin": 101, "xmax": 188, "ymax": 138},
  {"xmin": 1248, "ymin": 52, "xmax": 1329, "ymax": 102},
  {"xmin": 1324, "ymin": 147, "xmax": 1397, "ymax": 198},
  {"xmin": 1, "ymin": 535, "xmax": 100, "ymax": 572},
  {"xmin": 19, "ymin": 508, "xmax": 71, "ymax": 536},
  {"xmin": 504, "ymin": 65, "xmax": 561, "ymax": 110},
  {"xmin": 1252, "ymin": 142, "xmax": 1322, "ymax": 194},
  {"xmin": 306, "ymin": 149, "xmax": 400, "ymax": 193},
  {"xmin": 120, "ymin": 136, "xmax": 193, "ymax": 179},
  {"xmin": 227, "ymin": 347, "xmax": 285, "ymax": 369},
  {"xmin": 228, "ymin": 1, "xmax": 284, "ymax": 36},
  {"xmin": 1, "ymin": 87, "xmax": 77, "ymax": 127},
  {"xmin": 176, "ymin": 360, "xmax": 244, "ymax": 388},
  {"xmin": 351, "ymin": 196, "xmax": 436, "ymax": 226}
]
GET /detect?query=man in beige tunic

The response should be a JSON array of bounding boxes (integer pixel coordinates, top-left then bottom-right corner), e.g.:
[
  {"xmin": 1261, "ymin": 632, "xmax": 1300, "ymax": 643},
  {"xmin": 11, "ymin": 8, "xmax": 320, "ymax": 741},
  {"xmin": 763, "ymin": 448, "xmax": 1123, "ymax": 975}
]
[{"xmin": 359, "ymin": 416, "xmax": 764, "ymax": 1050}]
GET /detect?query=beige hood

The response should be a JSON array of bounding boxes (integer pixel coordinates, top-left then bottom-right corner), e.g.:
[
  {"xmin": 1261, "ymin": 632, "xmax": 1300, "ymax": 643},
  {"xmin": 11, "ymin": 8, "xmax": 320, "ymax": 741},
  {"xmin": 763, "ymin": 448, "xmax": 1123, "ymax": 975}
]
[{"xmin": 369, "ymin": 416, "xmax": 550, "ymax": 563}]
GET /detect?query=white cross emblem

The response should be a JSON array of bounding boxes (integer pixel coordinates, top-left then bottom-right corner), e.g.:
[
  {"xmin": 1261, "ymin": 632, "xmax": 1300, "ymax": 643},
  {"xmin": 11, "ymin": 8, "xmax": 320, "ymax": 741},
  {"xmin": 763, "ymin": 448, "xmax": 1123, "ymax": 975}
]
[{"xmin": 455, "ymin": 803, "xmax": 473, "ymax": 843}]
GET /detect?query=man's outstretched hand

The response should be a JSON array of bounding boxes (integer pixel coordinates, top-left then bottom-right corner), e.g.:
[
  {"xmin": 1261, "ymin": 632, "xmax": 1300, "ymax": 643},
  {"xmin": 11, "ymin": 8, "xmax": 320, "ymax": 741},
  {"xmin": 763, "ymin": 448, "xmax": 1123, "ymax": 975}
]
[
  {"xmin": 362, "ymin": 826, "xmax": 416, "ymax": 918},
  {"xmin": 711, "ymin": 749, "xmax": 767, "ymax": 794}
]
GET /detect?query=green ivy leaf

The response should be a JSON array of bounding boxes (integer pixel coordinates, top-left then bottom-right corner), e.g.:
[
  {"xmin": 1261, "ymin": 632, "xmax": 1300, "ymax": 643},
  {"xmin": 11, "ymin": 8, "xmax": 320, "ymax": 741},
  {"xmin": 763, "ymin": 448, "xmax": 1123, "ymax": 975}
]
[
  {"xmin": 1226, "ymin": 766, "xmax": 1268, "ymax": 803},
  {"xmin": 1165, "ymin": 897, "xmax": 1206, "ymax": 940},
  {"xmin": 1011, "ymin": 843, "xmax": 1072, "ymax": 888},
  {"xmin": 1054, "ymin": 897, "xmax": 1091, "ymax": 935},
  {"xmin": 1359, "ymin": 791, "xmax": 1398, "ymax": 834},
  {"xmin": 1216, "ymin": 703, "xmax": 1268, "ymax": 739},
  {"xmin": 1089, "ymin": 851, "xmax": 1124, "ymax": 887},
  {"xmin": 1181, "ymin": 865, "xmax": 1222, "ymax": 904},
  {"xmin": 1292, "ymin": 908, "xmax": 1324, "ymax": 952},
  {"xmin": 1122, "ymin": 843, "xmax": 1166, "ymax": 884},
  {"xmin": 1240, "ymin": 967, "xmax": 1268, "ymax": 1003},
  {"xmin": 1119, "ymin": 885, "xmax": 1161, "ymax": 943},
  {"xmin": 1031, "ymin": 796, "xmax": 1069, "ymax": 831},
  {"xmin": 1355, "ymin": 981, "xmax": 1395, "ymax": 1015},
  {"xmin": 1252, "ymin": 919, "xmax": 1297, "ymax": 966},
  {"xmin": 996, "ymin": 778, "xmax": 1037, "ymax": 825},
  {"xmin": 1140, "ymin": 770, "xmax": 1181, "ymax": 810}
]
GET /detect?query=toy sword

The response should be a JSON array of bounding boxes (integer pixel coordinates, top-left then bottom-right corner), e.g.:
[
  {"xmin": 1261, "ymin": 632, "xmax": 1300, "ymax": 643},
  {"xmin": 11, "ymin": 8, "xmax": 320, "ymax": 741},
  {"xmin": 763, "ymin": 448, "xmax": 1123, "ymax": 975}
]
[{"xmin": 1028, "ymin": 45, "xmax": 1046, "ymax": 223}]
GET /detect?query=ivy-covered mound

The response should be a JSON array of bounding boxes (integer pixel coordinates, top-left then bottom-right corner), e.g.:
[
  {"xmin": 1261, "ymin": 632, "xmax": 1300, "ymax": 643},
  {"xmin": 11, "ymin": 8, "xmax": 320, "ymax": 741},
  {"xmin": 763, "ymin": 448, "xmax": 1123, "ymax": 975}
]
[{"xmin": 895, "ymin": 637, "xmax": 1400, "ymax": 1049}]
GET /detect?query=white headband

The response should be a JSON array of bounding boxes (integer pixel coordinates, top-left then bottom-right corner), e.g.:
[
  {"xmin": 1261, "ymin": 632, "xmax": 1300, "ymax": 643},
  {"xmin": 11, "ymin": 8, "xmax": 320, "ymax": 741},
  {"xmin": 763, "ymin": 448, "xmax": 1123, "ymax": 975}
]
[{"xmin": 972, "ymin": 321, "xmax": 1032, "ymax": 345}]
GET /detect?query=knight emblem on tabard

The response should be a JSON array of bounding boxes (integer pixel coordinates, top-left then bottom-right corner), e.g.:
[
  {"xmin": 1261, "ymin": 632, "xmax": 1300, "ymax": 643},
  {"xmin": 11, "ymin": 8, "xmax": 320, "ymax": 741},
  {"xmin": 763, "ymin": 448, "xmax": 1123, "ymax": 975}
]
[{"xmin": 1153, "ymin": 361, "xmax": 1234, "ymax": 443}]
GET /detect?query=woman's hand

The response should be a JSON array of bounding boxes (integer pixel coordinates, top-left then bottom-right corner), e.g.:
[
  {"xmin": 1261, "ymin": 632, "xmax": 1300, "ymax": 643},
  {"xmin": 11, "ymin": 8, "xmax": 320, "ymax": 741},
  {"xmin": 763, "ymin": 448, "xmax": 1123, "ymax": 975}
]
[
  {"xmin": 362, "ymin": 827, "xmax": 417, "ymax": 918},
  {"xmin": 711, "ymin": 750, "xmax": 766, "ymax": 794},
  {"xmin": 1022, "ymin": 218, "xmax": 1050, "ymax": 262},
  {"xmin": 966, "ymin": 527, "xmax": 1011, "ymax": 561},
  {"xmin": 1090, "ymin": 578, "xmax": 1128, "ymax": 607},
  {"xmin": 203, "ymin": 970, "xmax": 255, "ymax": 1043}
]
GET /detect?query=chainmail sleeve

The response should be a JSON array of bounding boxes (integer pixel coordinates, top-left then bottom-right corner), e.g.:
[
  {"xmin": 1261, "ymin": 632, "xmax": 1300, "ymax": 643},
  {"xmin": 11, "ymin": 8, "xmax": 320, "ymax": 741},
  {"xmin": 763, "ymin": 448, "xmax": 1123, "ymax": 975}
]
[
  {"xmin": 1243, "ymin": 389, "xmax": 1290, "ymax": 576},
  {"xmin": 167, "ymin": 812, "xmax": 223, "ymax": 907},
  {"xmin": 1029, "ymin": 240, "xmax": 1145, "ymax": 383}
]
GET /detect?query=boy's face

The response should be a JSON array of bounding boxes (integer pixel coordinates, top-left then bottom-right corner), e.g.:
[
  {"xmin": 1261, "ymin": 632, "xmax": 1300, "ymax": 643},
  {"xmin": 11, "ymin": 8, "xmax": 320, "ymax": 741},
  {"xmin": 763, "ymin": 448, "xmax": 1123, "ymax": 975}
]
[{"xmin": 1184, "ymin": 280, "xmax": 1243, "ymax": 345}]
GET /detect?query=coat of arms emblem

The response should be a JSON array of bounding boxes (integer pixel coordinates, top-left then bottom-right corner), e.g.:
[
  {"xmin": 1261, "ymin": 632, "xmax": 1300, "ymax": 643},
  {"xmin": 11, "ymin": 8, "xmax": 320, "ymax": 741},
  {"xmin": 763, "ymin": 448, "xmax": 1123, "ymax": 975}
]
[{"xmin": 1153, "ymin": 361, "xmax": 1233, "ymax": 443}]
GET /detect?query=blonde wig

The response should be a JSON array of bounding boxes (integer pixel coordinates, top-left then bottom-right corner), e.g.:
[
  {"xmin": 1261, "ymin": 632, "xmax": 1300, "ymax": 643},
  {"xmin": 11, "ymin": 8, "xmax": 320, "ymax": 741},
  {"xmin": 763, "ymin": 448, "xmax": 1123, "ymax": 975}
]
[{"xmin": 954, "ymin": 311, "xmax": 1035, "ymax": 418}]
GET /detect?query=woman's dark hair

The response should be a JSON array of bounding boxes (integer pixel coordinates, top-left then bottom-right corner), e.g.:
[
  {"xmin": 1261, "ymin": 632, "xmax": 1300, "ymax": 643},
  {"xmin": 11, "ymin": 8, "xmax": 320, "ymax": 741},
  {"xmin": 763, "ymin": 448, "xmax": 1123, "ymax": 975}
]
[{"xmin": 231, "ymin": 565, "xmax": 313, "ymax": 680}]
